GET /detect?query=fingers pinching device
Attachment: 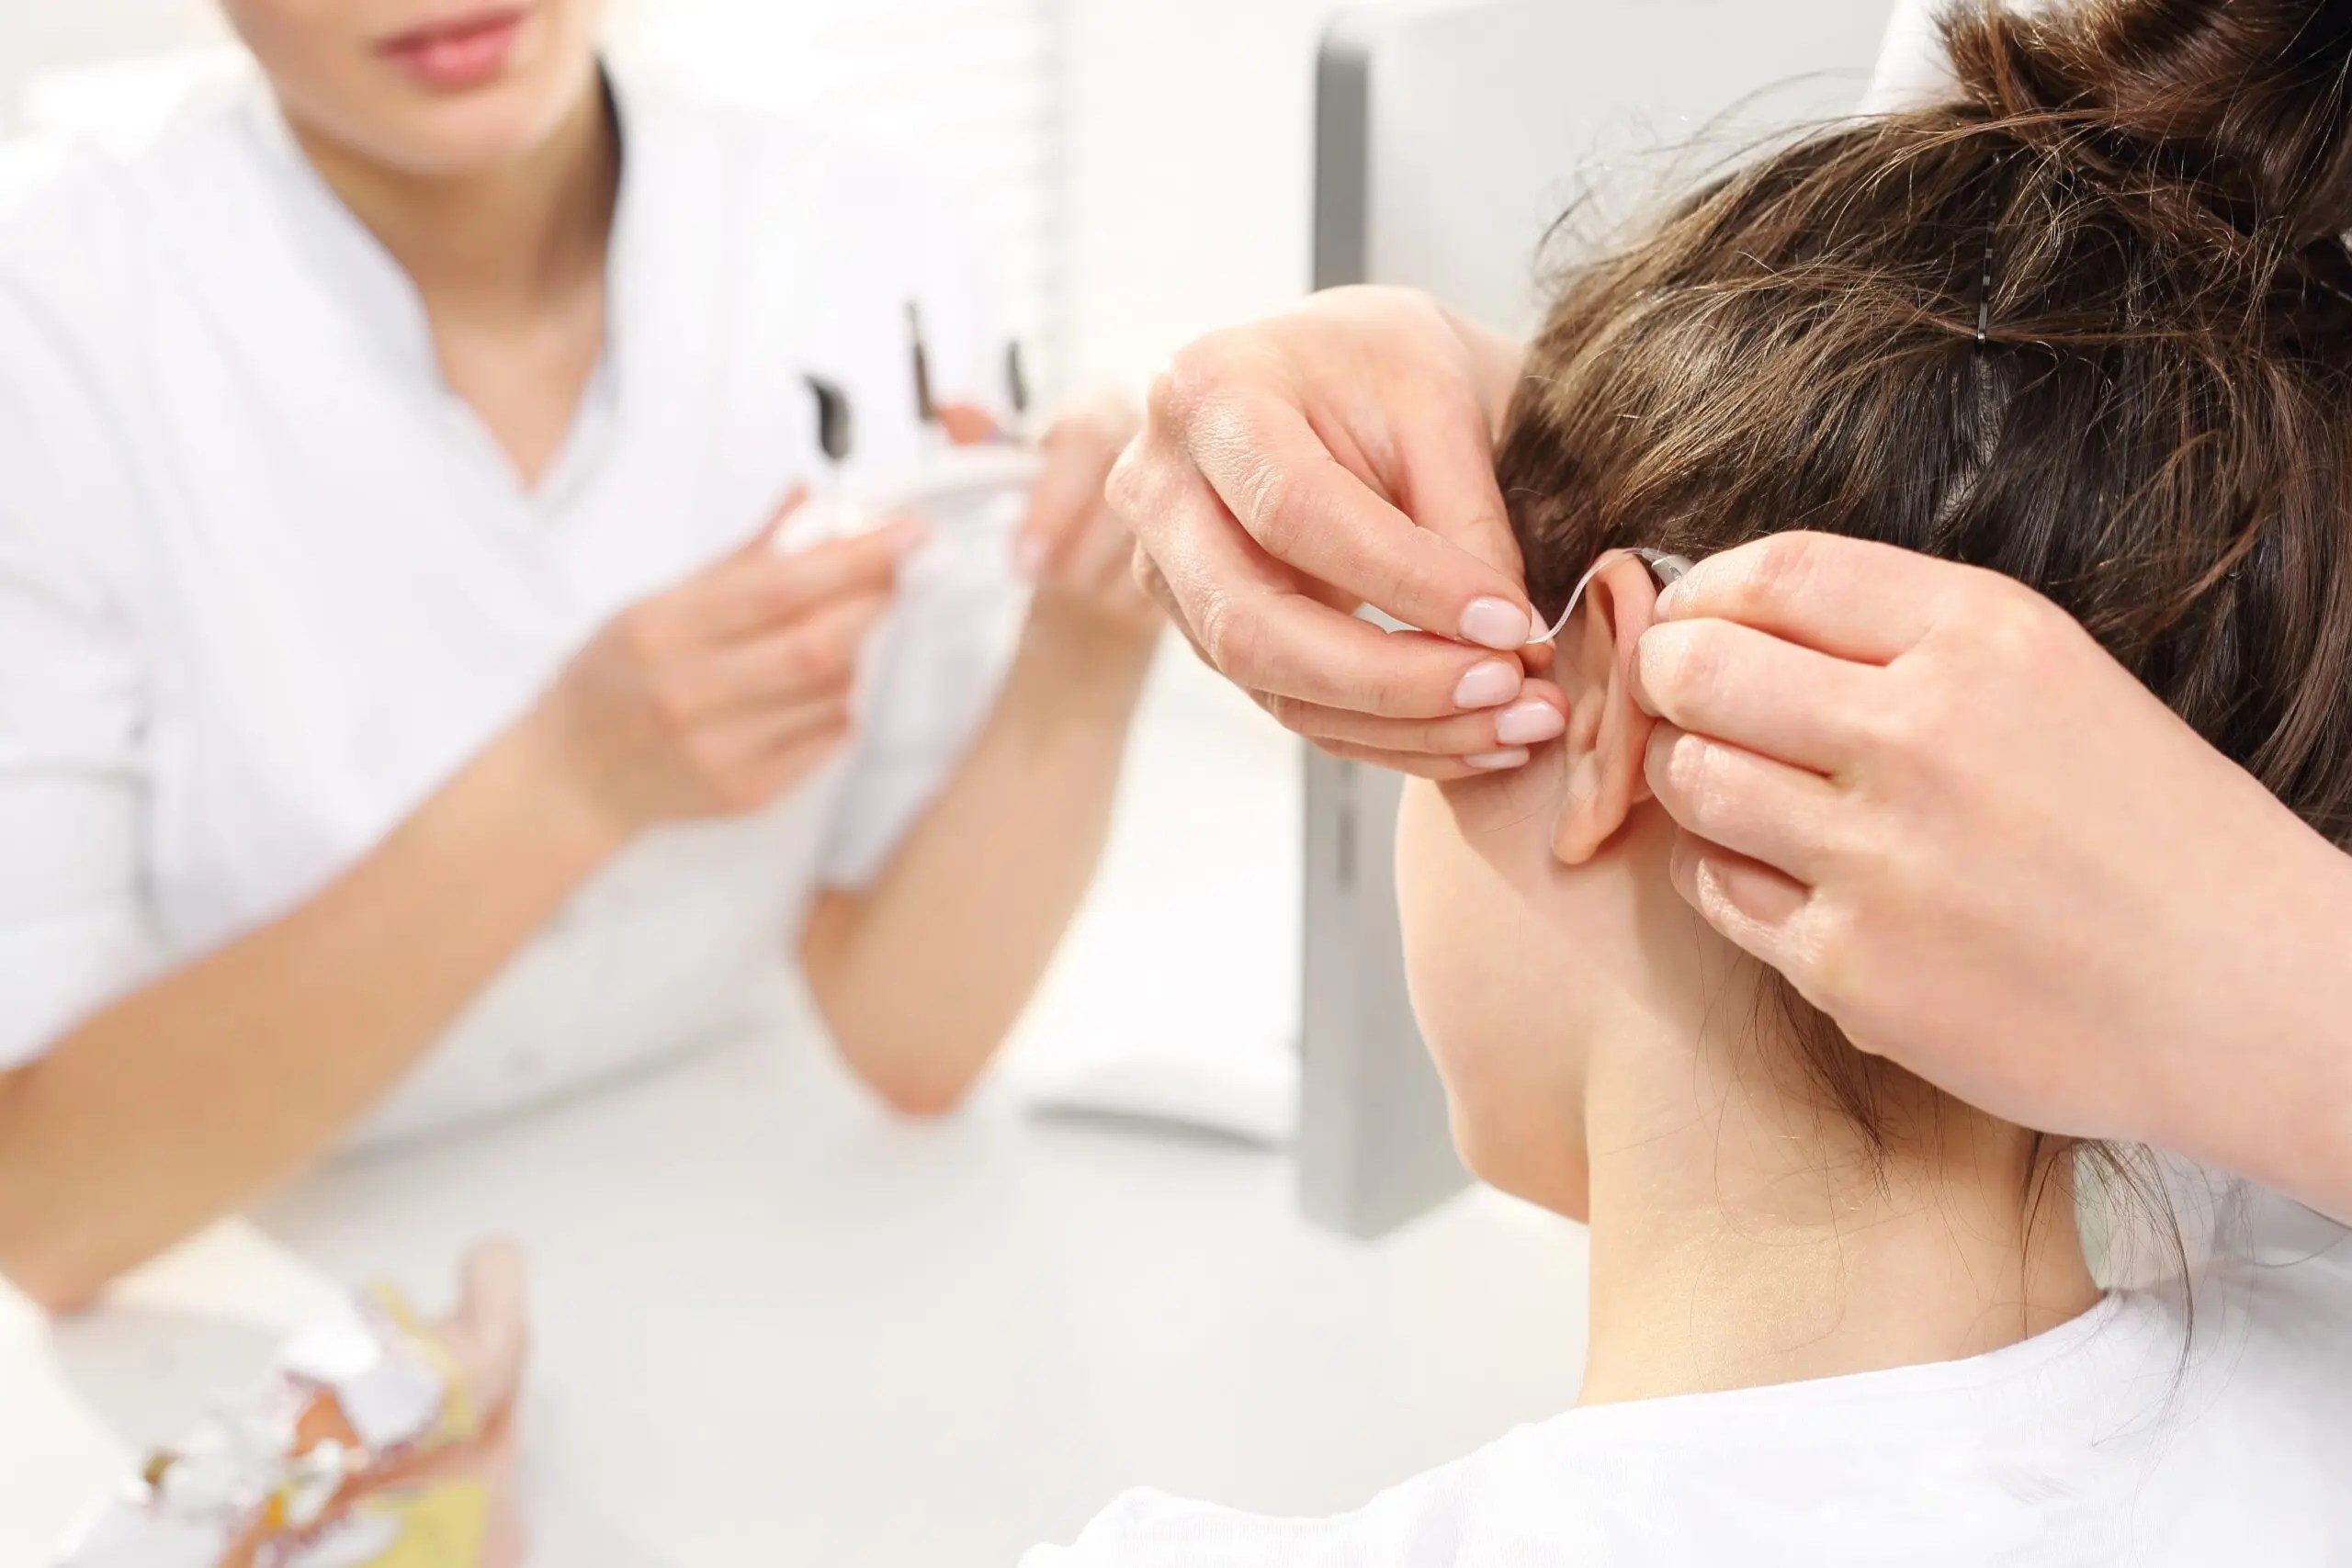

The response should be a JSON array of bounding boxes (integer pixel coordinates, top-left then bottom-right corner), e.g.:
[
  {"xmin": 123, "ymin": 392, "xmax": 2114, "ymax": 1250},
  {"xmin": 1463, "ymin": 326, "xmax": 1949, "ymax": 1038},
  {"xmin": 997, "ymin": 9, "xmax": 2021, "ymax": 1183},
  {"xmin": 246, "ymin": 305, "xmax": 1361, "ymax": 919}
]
[
  {"xmin": 775, "ymin": 304, "xmax": 1044, "ymax": 555},
  {"xmin": 1525, "ymin": 547, "xmax": 1694, "ymax": 645},
  {"xmin": 56, "ymin": 1285, "xmax": 501, "ymax": 1568}
]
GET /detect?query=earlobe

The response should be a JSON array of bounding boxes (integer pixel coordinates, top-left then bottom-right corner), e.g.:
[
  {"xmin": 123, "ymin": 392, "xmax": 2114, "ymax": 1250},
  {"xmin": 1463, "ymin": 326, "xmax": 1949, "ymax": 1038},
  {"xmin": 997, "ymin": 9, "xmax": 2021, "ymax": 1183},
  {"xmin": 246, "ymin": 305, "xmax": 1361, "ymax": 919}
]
[{"xmin": 1550, "ymin": 553, "xmax": 1665, "ymax": 866}]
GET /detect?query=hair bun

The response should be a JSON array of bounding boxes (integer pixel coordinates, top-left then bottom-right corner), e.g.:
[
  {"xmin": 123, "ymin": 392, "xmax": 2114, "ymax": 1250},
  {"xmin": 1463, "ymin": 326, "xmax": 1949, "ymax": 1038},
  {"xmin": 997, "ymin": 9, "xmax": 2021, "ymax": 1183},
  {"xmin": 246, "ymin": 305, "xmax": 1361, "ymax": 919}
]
[{"xmin": 1946, "ymin": 0, "xmax": 2352, "ymax": 243}]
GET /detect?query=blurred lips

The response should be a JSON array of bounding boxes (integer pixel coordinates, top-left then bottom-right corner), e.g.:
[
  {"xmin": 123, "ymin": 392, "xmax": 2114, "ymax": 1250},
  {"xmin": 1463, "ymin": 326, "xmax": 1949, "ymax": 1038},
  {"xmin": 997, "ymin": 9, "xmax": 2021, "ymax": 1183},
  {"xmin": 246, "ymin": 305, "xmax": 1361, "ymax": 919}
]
[{"xmin": 374, "ymin": 6, "xmax": 529, "ymax": 91}]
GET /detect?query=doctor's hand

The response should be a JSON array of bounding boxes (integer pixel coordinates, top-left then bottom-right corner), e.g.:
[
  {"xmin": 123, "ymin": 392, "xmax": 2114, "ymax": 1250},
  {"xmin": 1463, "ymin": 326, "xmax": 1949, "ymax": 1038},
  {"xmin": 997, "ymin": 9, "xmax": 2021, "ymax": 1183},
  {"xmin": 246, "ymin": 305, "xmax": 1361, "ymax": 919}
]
[
  {"xmin": 1107, "ymin": 287, "xmax": 1566, "ymax": 779},
  {"xmin": 1015, "ymin": 391, "xmax": 1161, "ymax": 649},
  {"xmin": 528, "ymin": 496, "xmax": 916, "ymax": 841},
  {"xmin": 1636, "ymin": 532, "xmax": 2352, "ymax": 1222}
]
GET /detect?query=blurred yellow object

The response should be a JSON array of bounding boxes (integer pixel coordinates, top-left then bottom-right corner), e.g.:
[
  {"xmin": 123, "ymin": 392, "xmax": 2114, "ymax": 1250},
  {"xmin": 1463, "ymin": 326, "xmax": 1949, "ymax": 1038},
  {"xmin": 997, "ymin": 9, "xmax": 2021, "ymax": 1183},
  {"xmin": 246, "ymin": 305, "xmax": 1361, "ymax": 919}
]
[{"xmin": 349, "ymin": 1482, "xmax": 492, "ymax": 1568}]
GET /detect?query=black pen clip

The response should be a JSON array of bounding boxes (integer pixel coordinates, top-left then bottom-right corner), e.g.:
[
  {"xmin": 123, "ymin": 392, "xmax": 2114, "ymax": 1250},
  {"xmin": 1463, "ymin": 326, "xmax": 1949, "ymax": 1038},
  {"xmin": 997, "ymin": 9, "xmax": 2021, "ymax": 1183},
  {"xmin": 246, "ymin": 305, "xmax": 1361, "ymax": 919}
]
[{"xmin": 805, "ymin": 373, "xmax": 853, "ymax": 463}]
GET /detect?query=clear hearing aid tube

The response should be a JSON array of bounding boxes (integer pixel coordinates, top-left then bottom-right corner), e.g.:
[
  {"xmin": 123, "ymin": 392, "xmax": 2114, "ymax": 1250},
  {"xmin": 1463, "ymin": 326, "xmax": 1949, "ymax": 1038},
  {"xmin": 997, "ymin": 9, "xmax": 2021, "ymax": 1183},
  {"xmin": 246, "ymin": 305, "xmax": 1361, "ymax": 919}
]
[{"xmin": 1526, "ymin": 548, "xmax": 1695, "ymax": 645}]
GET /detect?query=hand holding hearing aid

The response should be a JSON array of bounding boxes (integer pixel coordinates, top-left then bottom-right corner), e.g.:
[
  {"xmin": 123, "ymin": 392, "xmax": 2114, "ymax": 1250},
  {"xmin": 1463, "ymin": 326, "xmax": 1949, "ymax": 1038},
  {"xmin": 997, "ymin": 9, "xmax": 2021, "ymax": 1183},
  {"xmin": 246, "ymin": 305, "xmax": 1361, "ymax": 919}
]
[
  {"xmin": 1109, "ymin": 287, "xmax": 1569, "ymax": 780},
  {"xmin": 1633, "ymin": 530, "xmax": 2352, "ymax": 1224},
  {"xmin": 529, "ymin": 491, "xmax": 919, "ymax": 845}
]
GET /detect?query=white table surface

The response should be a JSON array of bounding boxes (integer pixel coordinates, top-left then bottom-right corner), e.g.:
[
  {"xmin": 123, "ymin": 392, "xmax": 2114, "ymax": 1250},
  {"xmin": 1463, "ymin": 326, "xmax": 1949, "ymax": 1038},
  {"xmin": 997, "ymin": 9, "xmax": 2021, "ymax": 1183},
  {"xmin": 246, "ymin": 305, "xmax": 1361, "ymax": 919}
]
[{"xmin": 0, "ymin": 664, "xmax": 1595, "ymax": 1567}]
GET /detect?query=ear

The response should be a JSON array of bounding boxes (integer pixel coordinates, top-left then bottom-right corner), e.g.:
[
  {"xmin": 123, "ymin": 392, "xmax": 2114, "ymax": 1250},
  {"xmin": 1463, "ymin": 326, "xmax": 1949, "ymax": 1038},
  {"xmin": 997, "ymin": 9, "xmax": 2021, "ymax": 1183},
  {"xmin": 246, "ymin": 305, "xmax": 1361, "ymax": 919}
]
[{"xmin": 1552, "ymin": 552, "xmax": 1664, "ymax": 866}]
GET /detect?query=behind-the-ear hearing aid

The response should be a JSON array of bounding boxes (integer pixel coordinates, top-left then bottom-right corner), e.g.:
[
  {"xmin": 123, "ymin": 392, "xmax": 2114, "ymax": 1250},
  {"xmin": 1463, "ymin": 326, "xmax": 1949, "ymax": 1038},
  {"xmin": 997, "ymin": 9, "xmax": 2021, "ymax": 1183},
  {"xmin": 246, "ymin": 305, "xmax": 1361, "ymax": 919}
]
[{"xmin": 1526, "ymin": 547, "xmax": 1694, "ymax": 645}]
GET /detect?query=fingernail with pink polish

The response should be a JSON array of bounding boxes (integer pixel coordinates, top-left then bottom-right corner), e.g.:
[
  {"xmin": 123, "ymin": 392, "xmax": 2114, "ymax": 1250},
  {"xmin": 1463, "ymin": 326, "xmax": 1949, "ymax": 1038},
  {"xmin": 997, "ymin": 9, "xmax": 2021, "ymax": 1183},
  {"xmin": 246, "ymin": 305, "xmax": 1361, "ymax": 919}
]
[
  {"xmin": 1453, "ymin": 659, "xmax": 1521, "ymax": 711},
  {"xmin": 1494, "ymin": 700, "xmax": 1565, "ymax": 746},
  {"xmin": 1467, "ymin": 749, "xmax": 1532, "ymax": 771},
  {"xmin": 1459, "ymin": 597, "xmax": 1532, "ymax": 651}
]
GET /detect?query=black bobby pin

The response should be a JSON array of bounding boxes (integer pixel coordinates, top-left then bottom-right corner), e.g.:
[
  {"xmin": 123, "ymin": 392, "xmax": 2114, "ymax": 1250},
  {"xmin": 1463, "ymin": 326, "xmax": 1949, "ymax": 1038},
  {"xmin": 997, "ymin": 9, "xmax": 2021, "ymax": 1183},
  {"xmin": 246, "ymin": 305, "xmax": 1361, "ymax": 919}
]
[{"xmin": 1975, "ymin": 152, "xmax": 2006, "ymax": 348}]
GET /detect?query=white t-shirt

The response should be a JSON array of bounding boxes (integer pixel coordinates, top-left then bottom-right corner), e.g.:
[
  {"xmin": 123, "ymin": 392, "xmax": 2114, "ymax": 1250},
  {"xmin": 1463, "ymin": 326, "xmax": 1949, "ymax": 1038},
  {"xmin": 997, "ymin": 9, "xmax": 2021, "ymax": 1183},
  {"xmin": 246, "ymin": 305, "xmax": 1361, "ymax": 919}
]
[
  {"xmin": 1024, "ymin": 1244, "xmax": 2352, "ymax": 1565},
  {"xmin": 0, "ymin": 64, "xmax": 1026, "ymax": 1143}
]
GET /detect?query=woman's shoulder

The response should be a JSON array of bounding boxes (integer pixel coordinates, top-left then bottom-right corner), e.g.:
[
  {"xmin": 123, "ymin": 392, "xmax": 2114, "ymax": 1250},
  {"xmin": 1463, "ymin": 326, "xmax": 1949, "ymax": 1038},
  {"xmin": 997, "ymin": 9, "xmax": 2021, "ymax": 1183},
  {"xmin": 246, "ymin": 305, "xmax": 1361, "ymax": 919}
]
[{"xmin": 0, "ymin": 75, "xmax": 266, "ymax": 354}]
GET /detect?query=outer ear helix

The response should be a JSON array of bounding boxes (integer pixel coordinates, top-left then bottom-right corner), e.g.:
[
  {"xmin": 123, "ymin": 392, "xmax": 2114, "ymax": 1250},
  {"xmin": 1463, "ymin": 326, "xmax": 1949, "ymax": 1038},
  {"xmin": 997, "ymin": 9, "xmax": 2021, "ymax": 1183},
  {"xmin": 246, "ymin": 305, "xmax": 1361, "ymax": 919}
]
[{"xmin": 1526, "ymin": 549, "xmax": 1695, "ymax": 645}]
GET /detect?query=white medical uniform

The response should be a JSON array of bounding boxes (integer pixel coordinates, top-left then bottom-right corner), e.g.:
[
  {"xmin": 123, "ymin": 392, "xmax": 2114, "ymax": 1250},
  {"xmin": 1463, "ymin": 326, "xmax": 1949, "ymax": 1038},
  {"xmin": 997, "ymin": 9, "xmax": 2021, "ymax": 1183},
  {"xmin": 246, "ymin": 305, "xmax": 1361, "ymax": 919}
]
[{"xmin": 0, "ymin": 65, "xmax": 1026, "ymax": 1145}]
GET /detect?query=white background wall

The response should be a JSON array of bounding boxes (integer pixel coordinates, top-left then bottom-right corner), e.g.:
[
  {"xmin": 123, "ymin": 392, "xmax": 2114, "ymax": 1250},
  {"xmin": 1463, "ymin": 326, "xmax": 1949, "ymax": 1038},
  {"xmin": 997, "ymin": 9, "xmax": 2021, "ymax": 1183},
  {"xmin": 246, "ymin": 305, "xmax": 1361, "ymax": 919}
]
[{"xmin": 1057, "ymin": 0, "xmax": 1343, "ymax": 389}]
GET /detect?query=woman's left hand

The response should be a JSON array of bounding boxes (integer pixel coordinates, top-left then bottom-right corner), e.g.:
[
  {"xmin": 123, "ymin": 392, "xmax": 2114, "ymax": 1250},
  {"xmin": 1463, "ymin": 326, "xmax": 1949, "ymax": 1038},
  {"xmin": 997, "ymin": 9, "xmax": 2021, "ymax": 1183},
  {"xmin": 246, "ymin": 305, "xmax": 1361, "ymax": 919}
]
[{"xmin": 1012, "ymin": 393, "xmax": 1162, "ymax": 645}]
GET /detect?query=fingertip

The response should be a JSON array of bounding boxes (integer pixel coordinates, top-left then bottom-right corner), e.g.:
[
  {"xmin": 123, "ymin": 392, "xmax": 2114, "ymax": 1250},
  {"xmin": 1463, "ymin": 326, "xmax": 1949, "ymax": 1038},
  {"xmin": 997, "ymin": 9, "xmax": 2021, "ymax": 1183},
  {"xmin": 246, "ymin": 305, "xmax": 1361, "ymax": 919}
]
[
  {"xmin": 1458, "ymin": 596, "xmax": 1533, "ymax": 651},
  {"xmin": 1452, "ymin": 658, "xmax": 1523, "ymax": 711}
]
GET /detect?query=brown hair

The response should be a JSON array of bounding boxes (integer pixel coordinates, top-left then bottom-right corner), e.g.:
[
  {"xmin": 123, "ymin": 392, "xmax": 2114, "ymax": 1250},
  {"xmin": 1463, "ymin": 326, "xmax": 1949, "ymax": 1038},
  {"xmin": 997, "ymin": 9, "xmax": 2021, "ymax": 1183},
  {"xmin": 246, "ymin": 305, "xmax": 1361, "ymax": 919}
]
[{"xmin": 1496, "ymin": 0, "xmax": 2352, "ymax": 1190}]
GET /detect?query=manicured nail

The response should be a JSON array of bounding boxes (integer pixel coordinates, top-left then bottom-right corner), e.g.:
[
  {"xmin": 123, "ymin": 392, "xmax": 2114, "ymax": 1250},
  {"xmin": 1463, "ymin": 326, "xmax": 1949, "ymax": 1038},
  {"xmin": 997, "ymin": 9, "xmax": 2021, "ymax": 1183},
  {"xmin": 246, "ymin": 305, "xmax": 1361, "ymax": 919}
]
[
  {"xmin": 1467, "ymin": 749, "xmax": 1532, "ymax": 771},
  {"xmin": 1459, "ymin": 597, "xmax": 1532, "ymax": 650},
  {"xmin": 1015, "ymin": 536, "xmax": 1048, "ymax": 581},
  {"xmin": 1453, "ymin": 660, "xmax": 1521, "ymax": 710},
  {"xmin": 1494, "ymin": 700, "xmax": 1565, "ymax": 746},
  {"xmin": 1654, "ymin": 577, "xmax": 1687, "ymax": 617}
]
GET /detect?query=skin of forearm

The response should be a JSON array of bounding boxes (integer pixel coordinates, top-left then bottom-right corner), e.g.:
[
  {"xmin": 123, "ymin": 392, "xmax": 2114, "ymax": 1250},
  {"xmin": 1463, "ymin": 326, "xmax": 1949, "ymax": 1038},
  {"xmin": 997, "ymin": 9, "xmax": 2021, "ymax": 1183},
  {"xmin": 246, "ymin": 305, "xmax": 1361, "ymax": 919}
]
[
  {"xmin": 2149, "ymin": 827, "xmax": 2352, "ymax": 1224},
  {"xmin": 800, "ymin": 614, "xmax": 1157, "ymax": 1114},
  {"xmin": 0, "ymin": 712, "xmax": 622, "ymax": 1311}
]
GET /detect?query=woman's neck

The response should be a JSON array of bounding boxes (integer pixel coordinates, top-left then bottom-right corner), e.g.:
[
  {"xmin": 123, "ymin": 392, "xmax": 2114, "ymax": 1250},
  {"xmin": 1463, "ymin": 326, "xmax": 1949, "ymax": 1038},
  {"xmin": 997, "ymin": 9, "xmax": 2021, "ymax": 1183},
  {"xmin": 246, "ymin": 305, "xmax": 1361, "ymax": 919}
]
[
  {"xmin": 288, "ymin": 75, "xmax": 619, "ymax": 321},
  {"xmin": 1572, "ymin": 960, "xmax": 2101, "ymax": 1406}
]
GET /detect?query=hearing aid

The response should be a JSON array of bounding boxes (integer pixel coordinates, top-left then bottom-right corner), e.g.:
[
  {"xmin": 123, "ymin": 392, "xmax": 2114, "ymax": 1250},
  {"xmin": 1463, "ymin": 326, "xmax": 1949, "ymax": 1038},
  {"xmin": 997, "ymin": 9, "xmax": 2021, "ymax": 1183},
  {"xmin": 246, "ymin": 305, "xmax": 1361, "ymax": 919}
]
[{"xmin": 1525, "ymin": 548, "xmax": 1695, "ymax": 645}]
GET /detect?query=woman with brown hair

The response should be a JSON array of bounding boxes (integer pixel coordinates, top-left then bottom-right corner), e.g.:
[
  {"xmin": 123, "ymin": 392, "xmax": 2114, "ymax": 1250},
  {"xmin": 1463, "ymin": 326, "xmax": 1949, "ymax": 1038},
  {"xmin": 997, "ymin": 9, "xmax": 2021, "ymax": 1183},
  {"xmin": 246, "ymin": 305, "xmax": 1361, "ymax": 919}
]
[
  {"xmin": 1115, "ymin": 0, "xmax": 2352, "ymax": 1239},
  {"xmin": 1033, "ymin": 1, "xmax": 2352, "ymax": 1558}
]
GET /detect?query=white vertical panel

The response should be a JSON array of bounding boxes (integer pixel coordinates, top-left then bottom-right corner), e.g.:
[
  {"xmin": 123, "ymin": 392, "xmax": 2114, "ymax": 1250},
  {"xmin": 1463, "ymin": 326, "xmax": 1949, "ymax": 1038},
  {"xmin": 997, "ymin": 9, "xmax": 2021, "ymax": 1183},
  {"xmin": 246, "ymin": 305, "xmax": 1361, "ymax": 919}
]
[{"xmin": 611, "ymin": 0, "xmax": 1065, "ymax": 390}]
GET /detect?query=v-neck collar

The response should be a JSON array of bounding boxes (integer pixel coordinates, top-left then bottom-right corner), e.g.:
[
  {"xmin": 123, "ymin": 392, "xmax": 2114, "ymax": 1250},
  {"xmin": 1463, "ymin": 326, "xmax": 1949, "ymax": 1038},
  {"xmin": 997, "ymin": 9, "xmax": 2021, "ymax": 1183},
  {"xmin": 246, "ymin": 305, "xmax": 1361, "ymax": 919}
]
[{"xmin": 238, "ymin": 61, "xmax": 654, "ymax": 499}]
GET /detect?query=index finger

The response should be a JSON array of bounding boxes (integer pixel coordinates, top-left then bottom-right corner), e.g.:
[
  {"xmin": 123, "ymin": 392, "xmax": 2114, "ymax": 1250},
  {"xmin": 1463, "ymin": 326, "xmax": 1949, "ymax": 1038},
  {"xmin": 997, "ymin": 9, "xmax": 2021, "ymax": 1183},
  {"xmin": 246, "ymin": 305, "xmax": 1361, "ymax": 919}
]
[
  {"xmin": 1165, "ymin": 384, "xmax": 1535, "ymax": 651},
  {"xmin": 1655, "ymin": 532, "xmax": 1984, "ymax": 663},
  {"xmin": 698, "ymin": 518, "xmax": 921, "ymax": 639},
  {"xmin": 1174, "ymin": 496, "xmax": 1528, "ymax": 718}
]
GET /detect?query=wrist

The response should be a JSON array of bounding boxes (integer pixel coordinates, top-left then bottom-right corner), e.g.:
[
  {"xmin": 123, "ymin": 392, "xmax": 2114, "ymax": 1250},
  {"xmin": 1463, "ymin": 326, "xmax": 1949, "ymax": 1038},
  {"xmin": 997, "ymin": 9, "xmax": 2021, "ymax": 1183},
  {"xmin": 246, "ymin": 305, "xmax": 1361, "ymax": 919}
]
[
  {"xmin": 1011, "ymin": 610, "xmax": 1159, "ymax": 724},
  {"xmin": 502, "ymin": 702, "xmax": 639, "ymax": 869},
  {"xmin": 2132, "ymin": 804, "xmax": 2352, "ymax": 1214},
  {"xmin": 1023, "ymin": 599, "xmax": 1161, "ymax": 674}
]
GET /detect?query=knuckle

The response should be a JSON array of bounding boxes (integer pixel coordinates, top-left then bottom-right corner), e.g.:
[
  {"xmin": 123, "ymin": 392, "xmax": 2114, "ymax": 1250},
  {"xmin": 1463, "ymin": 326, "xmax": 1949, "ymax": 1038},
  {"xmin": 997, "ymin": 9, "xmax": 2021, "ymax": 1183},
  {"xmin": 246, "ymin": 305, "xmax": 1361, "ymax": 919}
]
[
  {"xmin": 648, "ymin": 677, "xmax": 701, "ymax": 737},
  {"xmin": 1104, "ymin": 442, "xmax": 1151, "ymax": 522},
  {"xmin": 1238, "ymin": 461, "xmax": 1303, "ymax": 555},
  {"xmin": 1357, "ymin": 656, "xmax": 1417, "ymax": 719},
  {"xmin": 1730, "ymin": 532, "xmax": 1815, "ymax": 615},
  {"xmin": 1851, "ymin": 691, "xmax": 1928, "ymax": 766},
  {"xmin": 616, "ymin": 607, "xmax": 668, "ymax": 663},
  {"xmin": 1973, "ymin": 579, "xmax": 2053, "ymax": 663},
  {"xmin": 1197, "ymin": 592, "xmax": 1263, "ymax": 680},
  {"xmin": 1656, "ymin": 730, "xmax": 1720, "ymax": 813},
  {"xmin": 1644, "ymin": 624, "xmax": 1723, "ymax": 714},
  {"xmin": 1262, "ymin": 693, "xmax": 1311, "ymax": 735},
  {"xmin": 1788, "ymin": 900, "xmax": 1860, "ymax": 1011},
  {"xmin": 1129, "ymin": 543, "xmax": 1168, "ymax": 603},
  {"xmin": 1157, "ymin": 338, "xmax": 1241, "ymax": 426},
  {"xmin": 813, "ymin": 638, "xmax": 859, "ymax": 687}
]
